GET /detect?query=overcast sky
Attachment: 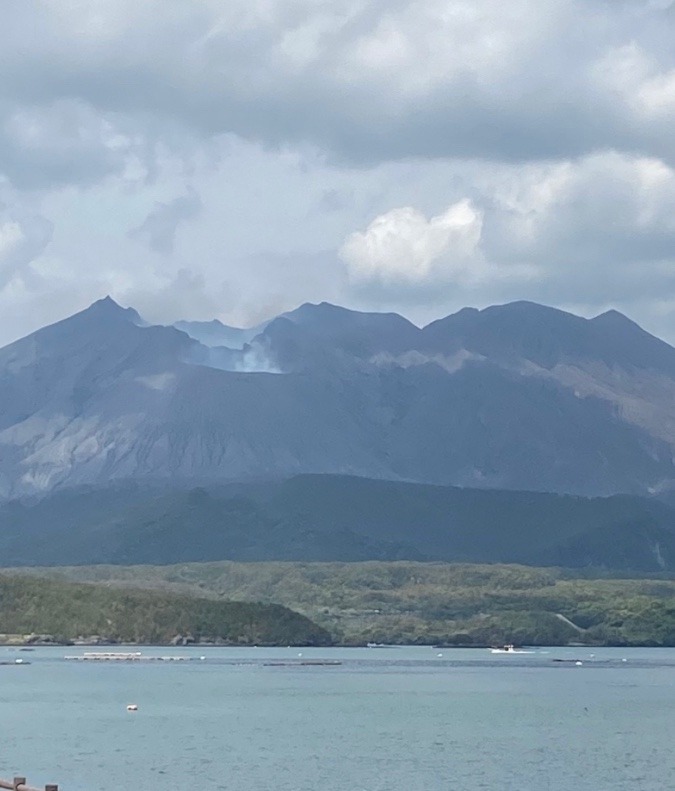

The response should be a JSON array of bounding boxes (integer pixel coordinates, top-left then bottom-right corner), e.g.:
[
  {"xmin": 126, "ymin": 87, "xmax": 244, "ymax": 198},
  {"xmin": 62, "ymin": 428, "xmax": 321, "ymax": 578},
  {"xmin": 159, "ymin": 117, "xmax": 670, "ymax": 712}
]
[{"xmin": 2, "ymin": 0, "xmax": 675, "ymax": 345}]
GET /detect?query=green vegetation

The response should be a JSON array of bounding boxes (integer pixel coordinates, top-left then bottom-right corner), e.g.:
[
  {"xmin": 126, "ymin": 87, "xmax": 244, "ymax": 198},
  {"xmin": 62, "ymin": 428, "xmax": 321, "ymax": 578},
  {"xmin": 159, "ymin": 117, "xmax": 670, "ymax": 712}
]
[
  {"xmin": 14, "ymin": 561, "xmax": 675, "ymax": 647},
  {"xmin": 0, "ymin": 574, "xmax": 331, "ymax": 645},
  {"xmin": 3, "ymin": 475, "xmax": 675, "ymax": 570}
]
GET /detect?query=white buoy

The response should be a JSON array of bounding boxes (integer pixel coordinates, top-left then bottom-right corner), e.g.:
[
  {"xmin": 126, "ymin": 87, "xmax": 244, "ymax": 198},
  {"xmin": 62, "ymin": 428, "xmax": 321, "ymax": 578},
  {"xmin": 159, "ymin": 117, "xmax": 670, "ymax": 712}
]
[
  {"xmin": 575, "ymin": 661, "xmax": 583, "ymax": 666},
  {"xmin": 126, "ymin": 704, "xmax": 138, "ymax": 712},
  {"xmin": 437, "ymin": 653, "xmax": 443, "ymax": 657},
  {"xmin": 298, "ymin": 652, "xmax": 303, "ymax": 657}
]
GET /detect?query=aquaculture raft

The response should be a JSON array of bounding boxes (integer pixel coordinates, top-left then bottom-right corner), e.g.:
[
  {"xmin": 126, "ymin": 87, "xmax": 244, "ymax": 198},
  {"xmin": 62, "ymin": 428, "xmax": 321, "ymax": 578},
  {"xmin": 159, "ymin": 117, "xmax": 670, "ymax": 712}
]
[{"xmin": 64, "ymin": 651, "xmax": 196, "ymax": 662}]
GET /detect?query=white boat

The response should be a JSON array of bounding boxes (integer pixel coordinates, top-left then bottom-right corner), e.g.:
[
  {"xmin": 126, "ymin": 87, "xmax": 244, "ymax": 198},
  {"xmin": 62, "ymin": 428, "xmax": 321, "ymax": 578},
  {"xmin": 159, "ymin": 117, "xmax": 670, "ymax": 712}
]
[{"xmin": 490, "ymin": 644, "xmax": 535, "ymax": 654}]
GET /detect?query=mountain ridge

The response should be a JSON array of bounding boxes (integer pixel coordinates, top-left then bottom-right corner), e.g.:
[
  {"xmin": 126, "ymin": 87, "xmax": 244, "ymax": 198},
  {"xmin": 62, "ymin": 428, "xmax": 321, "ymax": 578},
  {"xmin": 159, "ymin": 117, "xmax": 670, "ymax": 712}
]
[{"xmin": 2, "ymin": 297, "xmax": 675, "ymax": 498}]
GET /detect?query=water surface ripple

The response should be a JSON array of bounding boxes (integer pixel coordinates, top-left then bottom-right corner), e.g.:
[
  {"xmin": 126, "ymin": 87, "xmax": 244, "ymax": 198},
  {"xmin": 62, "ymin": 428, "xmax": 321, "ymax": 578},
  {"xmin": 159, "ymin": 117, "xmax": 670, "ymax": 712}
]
[{"xmin": 2, "ymin": 646, "xmax": 674, "ymax": 791}]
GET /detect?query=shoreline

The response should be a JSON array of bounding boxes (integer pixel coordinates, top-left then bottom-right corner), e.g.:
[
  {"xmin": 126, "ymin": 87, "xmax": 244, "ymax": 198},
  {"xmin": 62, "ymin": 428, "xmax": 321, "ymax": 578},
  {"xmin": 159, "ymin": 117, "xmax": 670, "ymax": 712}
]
[{"xmin": 3, "ymin": 639, "xmax": 674, "ymax": 649}]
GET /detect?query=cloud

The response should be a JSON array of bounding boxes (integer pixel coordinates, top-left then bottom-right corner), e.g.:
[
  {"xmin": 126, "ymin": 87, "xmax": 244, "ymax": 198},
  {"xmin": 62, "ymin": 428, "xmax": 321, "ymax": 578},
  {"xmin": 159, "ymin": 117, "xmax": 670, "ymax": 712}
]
[
  {"xmin": 1, "ymin": 0, "xmax": 675, "ymax": 177},
  {"xmin": 120, "ymin": 268, "xmax": 221, "ymax": 326},
  {"xmin": 594, "ymin": 42, "xmax": 675, "ymax": 122},
  {"xmin": 0, "ymin": 205, "xmax": 53, "ymax": 289},
  {"xmin": 3, "ymin": 2, "xmax": 675, "ymax": 348},
  {"xmin": 483, "ymin": 152, "xmax": 675, "ymax": 284},
  {"xmin": 340, "ymin": 200, "xmax": 484, "ymax": 285},
  {"xmin": 0, "ymin": 99, "xmax": 154, "ymax": 190},
  {"xmin": 128, "ymin": 189, "xmax": 202, "ymax": 255},
  {"xmin": 338, "ymin": 150, "xmax": 675, "ymax": 318}
]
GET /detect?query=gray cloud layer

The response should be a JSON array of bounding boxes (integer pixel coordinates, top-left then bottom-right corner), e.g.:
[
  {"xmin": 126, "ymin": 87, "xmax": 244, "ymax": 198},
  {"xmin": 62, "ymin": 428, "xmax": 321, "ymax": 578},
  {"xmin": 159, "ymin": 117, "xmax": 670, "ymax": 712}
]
[
  {"xmin": 2, "ymin": 1, "xmax": 675, "ymax": 173},
  {"xmin": 1, "ymin": 1, "xmax": 675, "ymax": 345}
]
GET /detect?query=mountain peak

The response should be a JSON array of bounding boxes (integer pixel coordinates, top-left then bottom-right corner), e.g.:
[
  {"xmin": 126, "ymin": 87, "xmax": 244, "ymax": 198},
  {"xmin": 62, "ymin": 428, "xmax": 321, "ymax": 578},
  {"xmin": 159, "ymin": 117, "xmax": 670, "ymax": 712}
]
[
  {"xmin": 282, "ymin": 301, "xmax": 417, "ymax": 329},
  {"xmin": 592, "ymin": 309, "xmax": 638, "ymax": 328},
  {"xmin": 86, "ymin": 296, "xmax": 142, "ymax": 323},
  {"xmin": 0, "ymin": 295, "xmax": 144, "ymax": 351},
  {"xmin": 480, "ymin": 300, "xmax": 582, "ymax": 322},
  {"xmin": 283, "ymin": 302, "xmax": 351, "ymax": 322}
]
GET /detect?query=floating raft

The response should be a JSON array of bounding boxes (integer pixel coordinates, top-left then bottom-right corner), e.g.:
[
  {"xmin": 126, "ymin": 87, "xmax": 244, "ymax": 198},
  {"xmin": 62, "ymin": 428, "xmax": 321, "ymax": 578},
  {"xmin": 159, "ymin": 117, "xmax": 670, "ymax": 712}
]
[
  {"xmin": 64, "ymin": 652, "xmax": 195, "ymax": 662},
  {"xmin": 263, "ymin": 660, "xmax": 342, "ymax": 667}
]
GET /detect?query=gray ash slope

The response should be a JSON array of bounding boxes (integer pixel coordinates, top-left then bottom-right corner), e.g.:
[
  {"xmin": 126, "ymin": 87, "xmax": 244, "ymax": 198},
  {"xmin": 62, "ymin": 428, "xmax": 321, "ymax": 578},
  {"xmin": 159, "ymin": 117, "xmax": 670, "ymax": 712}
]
[{"xmin": 2, "ymin": 297, "xmax": 675, "ymax": 499}]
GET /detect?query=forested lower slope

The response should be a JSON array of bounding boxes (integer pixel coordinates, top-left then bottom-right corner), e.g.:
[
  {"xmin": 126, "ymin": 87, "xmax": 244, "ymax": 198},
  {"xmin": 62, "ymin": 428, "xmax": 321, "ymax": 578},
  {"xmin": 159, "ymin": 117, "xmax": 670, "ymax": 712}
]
[
  {"xmin": 18, "ymin": 562, "xmax": 675, "ymax": 647},
  {"xmin": 0, "ymin": 574, "xmax": 331, "ymax": 645},
  {"xmin": 2, "ymin": 475, "xmax": 675, "ymax": 571}
]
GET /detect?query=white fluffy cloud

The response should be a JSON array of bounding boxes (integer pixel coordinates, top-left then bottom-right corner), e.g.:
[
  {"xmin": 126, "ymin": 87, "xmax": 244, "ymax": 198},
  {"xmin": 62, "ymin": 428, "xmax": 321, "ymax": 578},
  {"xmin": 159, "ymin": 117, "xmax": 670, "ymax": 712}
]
[
  {"xmin": 337, "ymin": 150, "xmax": 675, "ymax": 326},
  {"xmin": 340, "ymin": 200, "xmax": 484, "ymax": 284}
]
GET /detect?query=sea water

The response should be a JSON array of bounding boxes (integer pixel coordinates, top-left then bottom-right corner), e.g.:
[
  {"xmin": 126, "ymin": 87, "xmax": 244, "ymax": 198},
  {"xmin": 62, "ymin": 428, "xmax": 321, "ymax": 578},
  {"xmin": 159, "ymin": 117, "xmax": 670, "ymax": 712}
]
[{"xmin": 2, "ymin": 646, "xmax": 675, "ymax": 791}]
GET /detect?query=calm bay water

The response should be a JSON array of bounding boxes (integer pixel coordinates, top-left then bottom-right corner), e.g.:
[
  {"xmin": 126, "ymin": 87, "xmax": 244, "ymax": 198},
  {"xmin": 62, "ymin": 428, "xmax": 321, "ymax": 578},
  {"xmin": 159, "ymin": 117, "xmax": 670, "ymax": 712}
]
[{"xmin": 2, "ymin": 646, "xmax": 675, "ymax": 791}]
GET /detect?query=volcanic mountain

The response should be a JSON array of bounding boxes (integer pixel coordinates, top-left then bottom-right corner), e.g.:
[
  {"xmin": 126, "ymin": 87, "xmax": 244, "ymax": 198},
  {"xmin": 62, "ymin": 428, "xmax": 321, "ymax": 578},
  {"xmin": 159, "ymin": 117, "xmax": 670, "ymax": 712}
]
[{"xmin": 2, "ymin": 297, "xmax": 675, "ymax": 499}]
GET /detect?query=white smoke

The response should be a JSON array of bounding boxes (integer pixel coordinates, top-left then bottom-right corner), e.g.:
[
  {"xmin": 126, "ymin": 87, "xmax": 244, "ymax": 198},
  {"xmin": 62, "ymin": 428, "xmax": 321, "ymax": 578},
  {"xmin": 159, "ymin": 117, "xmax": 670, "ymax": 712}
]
[
  {"xmin": 234, "ymin": 344, "xmax": 282, "ymax": 374},
  {"xmin": 184, "ymin": 341, "xmax": 282, "ymax": 374},
  {"xmin": 371, "ymin": 349, "xmax": 481, "ymax": 374}
]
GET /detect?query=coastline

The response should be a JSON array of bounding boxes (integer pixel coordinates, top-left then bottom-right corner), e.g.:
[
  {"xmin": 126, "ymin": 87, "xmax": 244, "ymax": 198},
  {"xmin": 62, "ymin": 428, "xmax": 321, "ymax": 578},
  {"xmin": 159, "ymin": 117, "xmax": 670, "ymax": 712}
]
[{"xmin": 2, "ymin": 636, "xmax": 672, "ymax": 649}]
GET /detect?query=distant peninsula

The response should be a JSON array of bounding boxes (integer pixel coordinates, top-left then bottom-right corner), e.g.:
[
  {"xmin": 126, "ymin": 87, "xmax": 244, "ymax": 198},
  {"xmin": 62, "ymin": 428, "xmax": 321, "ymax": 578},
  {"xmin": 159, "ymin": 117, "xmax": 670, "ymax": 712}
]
[{"xmin": 0, "ymin": 575, "xmax": 332, "ymax": 646}]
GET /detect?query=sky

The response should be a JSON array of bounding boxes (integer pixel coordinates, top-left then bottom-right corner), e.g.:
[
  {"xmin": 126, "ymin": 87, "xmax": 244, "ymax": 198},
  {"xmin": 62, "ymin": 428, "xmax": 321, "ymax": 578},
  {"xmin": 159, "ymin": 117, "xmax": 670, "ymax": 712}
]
[{"xmin": 3, "ymin": 0, "xmax": 675, "ymax": 346}]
